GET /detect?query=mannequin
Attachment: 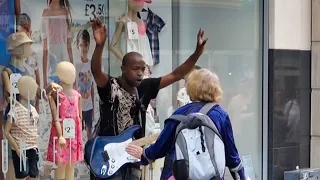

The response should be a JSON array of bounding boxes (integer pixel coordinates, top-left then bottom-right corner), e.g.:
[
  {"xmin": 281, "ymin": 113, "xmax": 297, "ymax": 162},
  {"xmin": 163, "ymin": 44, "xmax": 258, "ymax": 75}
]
[
  {"xmin": 4, "ymin": 76, "xmax": 40, "ymax": 180},
  {"xmin": 1, "ymin": 32, "xmax": 61, "ymax": 180},
  {"xmin": 1, "ymin": 31, "xmax": 33, "ymax": 180},
  {"xmin": 46, "ymin": 61, "xmax": 83, "ymax": 180},
  {"xmin": 109, "ymin": 0, "xmax": 153, "ymax": 67}
]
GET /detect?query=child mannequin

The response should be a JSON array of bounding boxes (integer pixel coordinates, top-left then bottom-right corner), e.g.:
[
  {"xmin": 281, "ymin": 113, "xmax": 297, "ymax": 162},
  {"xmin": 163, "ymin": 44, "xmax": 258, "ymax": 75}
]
[
  {"xmin": 1, "ymin": 32, "xmax": 61, "ymax": 180},
  {"xmin": 2, "ymin": 32, "xmax": 33, "ymax": 180},
  {"xmin": 4, "ymin": 76, "xmax": 40, "ymax": 180},
  {"xmin": 109, "ymin": 0, "xmax": 153, "ymax": 67},
  {"xmin": 46, "ymin": 61, "xmax": 83, "ymax": 180}
]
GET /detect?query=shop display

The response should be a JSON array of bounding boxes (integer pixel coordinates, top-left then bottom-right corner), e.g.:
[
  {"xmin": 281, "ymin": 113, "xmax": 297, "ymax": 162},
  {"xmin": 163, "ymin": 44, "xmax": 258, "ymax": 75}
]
[
  {"xmin": 109, "ymin": 0, "xmax": 153, "ymax": 67},
  {"xmin": 4, "ymin": 76, "xmax": 40, "ymax": 180},
  {"xmin": 1, "ymin": 32, "xmax": 33, "ymax": 180},
  {"xmin": 46, "ymin": 61, "xmax": 83, "ymax": 180},
  {"xmin": 3, "ymin": 0, "xmax": 109, "ymax": 178}
]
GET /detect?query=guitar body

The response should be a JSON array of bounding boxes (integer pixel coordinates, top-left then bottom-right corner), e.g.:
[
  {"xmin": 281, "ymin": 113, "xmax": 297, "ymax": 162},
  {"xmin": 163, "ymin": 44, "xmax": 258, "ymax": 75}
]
[{"xmin": 85, "ymin": 125, "xmax": 141, "ymax": 179}]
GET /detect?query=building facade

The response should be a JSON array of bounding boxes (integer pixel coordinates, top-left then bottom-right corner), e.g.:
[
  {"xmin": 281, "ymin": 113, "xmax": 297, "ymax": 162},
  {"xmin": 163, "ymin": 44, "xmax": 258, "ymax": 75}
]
[{"xmin": 0, "ymin": 0, "xmax": 316, "ymax": 179}]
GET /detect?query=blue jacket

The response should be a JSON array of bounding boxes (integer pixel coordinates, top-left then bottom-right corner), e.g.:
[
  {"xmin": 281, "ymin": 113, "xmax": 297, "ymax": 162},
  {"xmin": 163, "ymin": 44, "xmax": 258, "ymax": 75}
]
[{"xmin": 141, "ymin": 102, "xmax": 246, "ymax": 180}]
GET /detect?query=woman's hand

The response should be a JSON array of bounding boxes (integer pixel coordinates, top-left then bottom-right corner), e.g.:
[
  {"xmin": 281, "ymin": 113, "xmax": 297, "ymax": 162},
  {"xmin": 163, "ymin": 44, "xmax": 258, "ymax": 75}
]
[{"xmin": 125, "ymin": 144, "xmax": 143, "ymax": 159}]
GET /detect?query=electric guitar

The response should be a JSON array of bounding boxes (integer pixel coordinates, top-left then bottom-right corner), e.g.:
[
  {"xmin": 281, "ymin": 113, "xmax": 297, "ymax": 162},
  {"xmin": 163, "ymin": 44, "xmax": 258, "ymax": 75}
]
[{"xmin": 85, "ymin": 125, "xmax": 160, "ymax": 179}]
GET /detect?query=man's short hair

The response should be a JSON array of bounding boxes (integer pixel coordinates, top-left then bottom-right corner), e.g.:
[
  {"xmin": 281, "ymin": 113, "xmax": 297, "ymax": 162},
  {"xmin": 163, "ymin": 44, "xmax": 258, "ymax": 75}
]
[{"xmin": 122, "ymin": 52, "xmax": 143, "ymax": 66}]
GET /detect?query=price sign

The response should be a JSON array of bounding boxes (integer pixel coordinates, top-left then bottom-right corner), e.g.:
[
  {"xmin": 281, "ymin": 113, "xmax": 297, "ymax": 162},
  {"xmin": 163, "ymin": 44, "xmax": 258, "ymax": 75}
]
[
  {"xmin": 63, "ymin": 118, "xmax": 75, "ymax": 139},
  {"xmin": 10, "ymin": 73, "xmax": 21, "ymax": 94},
  {"xmin": 84, "ymin": 1, "xmax": 106, "ymax": 19},
  {"xmin": 127, "ymin": 22, "xmax": 139, "ymax": 40}
]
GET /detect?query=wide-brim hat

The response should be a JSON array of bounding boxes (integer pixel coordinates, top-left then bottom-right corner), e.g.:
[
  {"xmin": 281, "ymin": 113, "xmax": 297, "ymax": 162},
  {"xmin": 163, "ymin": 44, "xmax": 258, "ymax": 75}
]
[{"xmin": 7, "ymin": 32, "xmax": 33, "ymax": 51}]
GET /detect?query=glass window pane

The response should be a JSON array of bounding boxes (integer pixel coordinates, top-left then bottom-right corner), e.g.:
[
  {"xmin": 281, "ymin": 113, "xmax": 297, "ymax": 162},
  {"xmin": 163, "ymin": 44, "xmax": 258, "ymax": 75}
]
[{"xmin": 177, "ymin": 1, "xmax": 262, "ymax": 180}]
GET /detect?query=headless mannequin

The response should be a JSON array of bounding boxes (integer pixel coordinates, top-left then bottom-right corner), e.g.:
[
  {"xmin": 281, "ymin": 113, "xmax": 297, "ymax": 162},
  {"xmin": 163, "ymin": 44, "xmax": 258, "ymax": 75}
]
[
  {"xmin": 48, "ymin": 61, "xmax": 82, "ymax": 180},
  {"xmin": 109, "ymin": 0, "xmax": 145, "ymax": 61},
  {"xmin": 4, "ymin": 76, "xmax": 39, "ymax": 180}
]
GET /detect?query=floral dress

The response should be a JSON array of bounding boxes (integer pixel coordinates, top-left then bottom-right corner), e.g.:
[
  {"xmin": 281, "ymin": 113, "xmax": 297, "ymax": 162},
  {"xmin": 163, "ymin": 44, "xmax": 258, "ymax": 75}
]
[{"xmin": 46, "ymin": 90, "xmax": 83, "ymax": 164}]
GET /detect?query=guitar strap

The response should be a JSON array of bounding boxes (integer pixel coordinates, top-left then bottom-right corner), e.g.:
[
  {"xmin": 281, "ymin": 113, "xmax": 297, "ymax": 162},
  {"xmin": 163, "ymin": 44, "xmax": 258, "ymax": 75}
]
[{"xmin": 135, "ymin": 88, "xmax": 146, "ymax": 137}]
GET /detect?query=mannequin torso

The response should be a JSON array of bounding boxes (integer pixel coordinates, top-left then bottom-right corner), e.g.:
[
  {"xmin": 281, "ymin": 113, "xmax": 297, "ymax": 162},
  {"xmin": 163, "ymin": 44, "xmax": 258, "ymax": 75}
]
[{"xmin": 46, "ymin": 61, "xmax": 82, "ymax": 180}]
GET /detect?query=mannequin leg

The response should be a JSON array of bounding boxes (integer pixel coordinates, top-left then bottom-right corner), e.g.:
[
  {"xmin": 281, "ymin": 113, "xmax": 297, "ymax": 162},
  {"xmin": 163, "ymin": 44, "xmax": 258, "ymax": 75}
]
[
  {"xmin": 54, "ymin": 163, "xmax": 66, "ymax": 180},
  {"xmin": 64, "ymin": 163, "xmax": 75, "ymax": 180},
  {"xmin": 8, "ymin": 158, "xmax": 16, "ymax": 180},
  {"xmin": 26, "ymin": 177, "xmax": 36, "ymax": 180}
]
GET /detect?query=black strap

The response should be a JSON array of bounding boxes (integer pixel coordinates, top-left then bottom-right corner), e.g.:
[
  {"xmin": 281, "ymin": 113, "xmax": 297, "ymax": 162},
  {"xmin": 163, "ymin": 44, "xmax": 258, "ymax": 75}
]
[{"xmin": 135, "ymin": 88, "xmax": 146, "ymax": 137}]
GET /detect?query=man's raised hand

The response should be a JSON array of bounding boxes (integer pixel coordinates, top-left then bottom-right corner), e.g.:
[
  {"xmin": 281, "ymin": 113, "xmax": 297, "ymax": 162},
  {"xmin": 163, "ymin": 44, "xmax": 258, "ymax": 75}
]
[
  {"xmin": 195, "ymin": 28, "xmax": 208, "ymax": 56},
  {"xmin": 91, "ymin": 18, "xmax": 107, "ymax": 46}
]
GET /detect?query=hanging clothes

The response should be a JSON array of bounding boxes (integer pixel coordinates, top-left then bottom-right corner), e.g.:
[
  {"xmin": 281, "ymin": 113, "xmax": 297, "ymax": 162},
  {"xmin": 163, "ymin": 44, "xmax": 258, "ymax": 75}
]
[{"xmin": 139, "ymin": 8, "xmax": 166, "ymax": 65}]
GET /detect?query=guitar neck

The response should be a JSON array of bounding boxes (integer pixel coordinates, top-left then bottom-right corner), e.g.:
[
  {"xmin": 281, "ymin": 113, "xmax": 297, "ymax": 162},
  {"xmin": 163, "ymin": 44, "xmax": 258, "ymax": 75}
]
[{"xmin": 130, "ymin": 133, "xmax": 160, "ymax": 147}]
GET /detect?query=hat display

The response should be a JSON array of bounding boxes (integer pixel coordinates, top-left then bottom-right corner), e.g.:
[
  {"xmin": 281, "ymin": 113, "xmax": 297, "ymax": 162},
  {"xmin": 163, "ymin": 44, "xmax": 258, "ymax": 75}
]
[
  {"xmin": 7, "ymin": 32, "xmax": 33, "ymax": 51},
  {"xmin": 145, "ymin": 0, "xmax": 152, "ymax": 3}
]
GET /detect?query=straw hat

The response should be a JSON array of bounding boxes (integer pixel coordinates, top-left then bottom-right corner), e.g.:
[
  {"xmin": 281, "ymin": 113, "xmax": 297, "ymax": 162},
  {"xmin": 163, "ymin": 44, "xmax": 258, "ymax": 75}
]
[{"xmin": 7, "ymin": 32, "xmax": 33, "ymax": 51}]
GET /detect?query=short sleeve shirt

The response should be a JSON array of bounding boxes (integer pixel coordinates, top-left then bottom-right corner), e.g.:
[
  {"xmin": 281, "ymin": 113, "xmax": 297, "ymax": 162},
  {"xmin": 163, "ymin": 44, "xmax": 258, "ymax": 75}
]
[
  {"xmin": 96, "ymin": 76, "xmax": 161, "ymax": 136},
  {"xmin": 8, "ymin": 102, "xmax": 39, "ymax": 149}
]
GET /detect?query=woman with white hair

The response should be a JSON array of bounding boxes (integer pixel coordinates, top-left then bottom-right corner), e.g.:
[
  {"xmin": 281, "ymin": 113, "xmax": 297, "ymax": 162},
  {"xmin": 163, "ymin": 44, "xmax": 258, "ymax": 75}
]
[{"xmin": 126, "ymin": 68, "xmax": 246, "ymax": 180}]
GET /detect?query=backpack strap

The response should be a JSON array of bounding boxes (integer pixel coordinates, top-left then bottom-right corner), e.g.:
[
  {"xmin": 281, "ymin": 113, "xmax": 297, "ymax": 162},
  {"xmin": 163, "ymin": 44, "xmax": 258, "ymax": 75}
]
[
  {"xmin": 167, "ymin": 114, "xmax": 189, "ymax": 123},
  {"xmin": 199, "ymin": 103, "xmax": 218, "ymax": 115}
]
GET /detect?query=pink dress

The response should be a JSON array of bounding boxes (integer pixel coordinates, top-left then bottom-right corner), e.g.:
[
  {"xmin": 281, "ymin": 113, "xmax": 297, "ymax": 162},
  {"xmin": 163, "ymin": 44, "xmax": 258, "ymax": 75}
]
[{"xmin": 46, "ymin": 90, "xmax": 83, "ymax": 164}]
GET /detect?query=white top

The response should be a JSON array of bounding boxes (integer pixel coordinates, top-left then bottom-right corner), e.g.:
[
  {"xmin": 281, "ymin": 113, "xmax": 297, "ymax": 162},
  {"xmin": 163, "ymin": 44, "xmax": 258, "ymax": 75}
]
[
  {"xmin": 177, "ymin": 87, "xmax": 191, "ymax": 106},
  {"xmin": 120, "ymin": 17, "xmax": 153, "ymax": 66},
  {"xmin": 76, "ymin": 60, "xmax": 94, "ymax": 111}
]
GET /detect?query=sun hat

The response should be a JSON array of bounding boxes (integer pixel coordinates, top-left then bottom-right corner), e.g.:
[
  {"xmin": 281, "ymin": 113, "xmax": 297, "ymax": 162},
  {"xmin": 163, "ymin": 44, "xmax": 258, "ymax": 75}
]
[{"xmin": 7, "ymin": 32, "xmax": 33, "ymax": 51}]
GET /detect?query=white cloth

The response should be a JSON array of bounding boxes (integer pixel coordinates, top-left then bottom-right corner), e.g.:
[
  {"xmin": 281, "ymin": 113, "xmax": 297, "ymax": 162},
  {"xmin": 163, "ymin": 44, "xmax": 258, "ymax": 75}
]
[
  {"xmin": 76, "ymin": 60, "xmax": 94, "ymax": 111},
  {"xmin": 145, "ymin": 104, "xmax": 155, "ymax": 136},
  {"xmin": 177, "ymin": 87, "xmax": 191, "ymax": 106},
  {"xmin": 120, "ymin": 17, "xmax": 153, "ymax": 66}
]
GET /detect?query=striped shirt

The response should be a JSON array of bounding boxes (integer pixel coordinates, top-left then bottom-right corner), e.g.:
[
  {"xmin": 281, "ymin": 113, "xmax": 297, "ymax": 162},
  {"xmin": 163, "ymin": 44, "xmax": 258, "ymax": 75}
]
[{"xmin": 8, "ymin": 102, "xmax": 39, "ymax": 149}]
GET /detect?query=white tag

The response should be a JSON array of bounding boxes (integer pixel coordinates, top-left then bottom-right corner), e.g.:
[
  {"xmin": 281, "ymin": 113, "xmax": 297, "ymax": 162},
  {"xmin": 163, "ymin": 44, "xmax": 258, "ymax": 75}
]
[
  {"xmin": 10, "ymin": 73, "xmax": 22, "ymax": 94},
  {"xmin": 127, "ymin": 22, "xmax": 139, "ymax": 40},
  {"xmin": 63, "ymin": 118, "xmax": 75, "ymax": 139}
]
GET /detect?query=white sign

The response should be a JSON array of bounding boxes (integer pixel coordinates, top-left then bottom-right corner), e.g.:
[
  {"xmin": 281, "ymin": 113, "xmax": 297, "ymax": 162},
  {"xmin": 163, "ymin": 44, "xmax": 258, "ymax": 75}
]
[
  {"xmin": 63, "ymin": 118, "xmax": 75, "ymax": 139},
  {"xmin": 127, "ymin": 22, "xmax": 139, "ymax": 40},
  {"xmin": 84, "ymin": 0, "xmax": 106, "ymax": 20},
  {"xmin": 10, "ymin": 73, "xmax": 22, "ymax": 94}
]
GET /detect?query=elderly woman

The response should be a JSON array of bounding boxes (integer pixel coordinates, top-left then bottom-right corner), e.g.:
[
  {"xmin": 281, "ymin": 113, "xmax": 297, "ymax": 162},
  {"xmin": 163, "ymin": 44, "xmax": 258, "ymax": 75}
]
[{"xmin": 126, "ymin": 69, "xmax": 246, "ymax": 180}]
